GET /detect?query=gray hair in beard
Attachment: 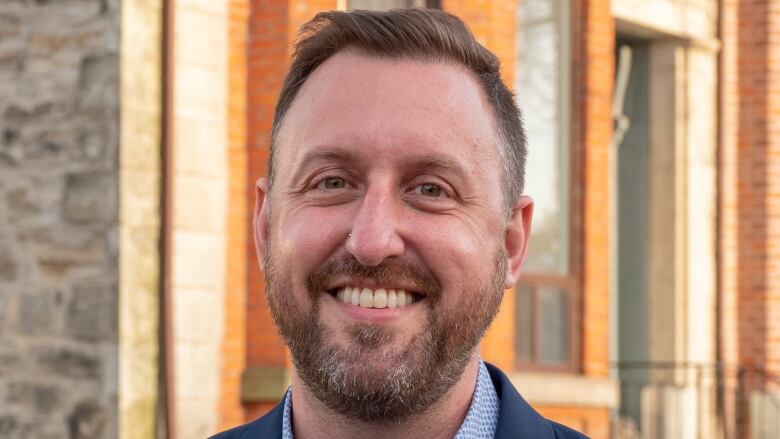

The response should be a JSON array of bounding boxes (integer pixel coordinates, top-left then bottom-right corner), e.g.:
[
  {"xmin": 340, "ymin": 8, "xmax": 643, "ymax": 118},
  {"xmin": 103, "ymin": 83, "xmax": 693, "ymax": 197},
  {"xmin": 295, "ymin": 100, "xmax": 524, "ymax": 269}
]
[{"xmin": 263, "ymin": 252, "xmax": 506, "ymax": 423}]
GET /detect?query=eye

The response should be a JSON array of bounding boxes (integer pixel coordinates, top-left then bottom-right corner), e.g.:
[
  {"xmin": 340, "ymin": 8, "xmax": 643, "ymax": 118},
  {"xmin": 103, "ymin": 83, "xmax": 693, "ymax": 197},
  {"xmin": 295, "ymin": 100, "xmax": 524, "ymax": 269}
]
[
  {"xmin": 413, "ymin": 183, "xmax": 447, "ymax": 198},
  {"xmin": 317, "ymin": 177, "xmax": 347, "ymax": 190}
]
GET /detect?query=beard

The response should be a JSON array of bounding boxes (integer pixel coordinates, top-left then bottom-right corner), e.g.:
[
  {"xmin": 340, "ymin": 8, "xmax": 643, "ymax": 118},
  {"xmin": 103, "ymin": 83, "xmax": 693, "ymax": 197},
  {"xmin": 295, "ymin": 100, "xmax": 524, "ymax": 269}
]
[{"xmin": 264, "ymin": 251, "xmax": 506, "ymax": 424}]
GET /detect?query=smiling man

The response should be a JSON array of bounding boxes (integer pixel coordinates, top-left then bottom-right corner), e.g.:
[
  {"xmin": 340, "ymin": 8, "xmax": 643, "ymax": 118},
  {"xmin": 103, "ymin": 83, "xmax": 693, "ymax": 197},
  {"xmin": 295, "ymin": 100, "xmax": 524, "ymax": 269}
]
[{"xmin": 214, "ymin": 8, "xmax": 584, "ymax": 439}]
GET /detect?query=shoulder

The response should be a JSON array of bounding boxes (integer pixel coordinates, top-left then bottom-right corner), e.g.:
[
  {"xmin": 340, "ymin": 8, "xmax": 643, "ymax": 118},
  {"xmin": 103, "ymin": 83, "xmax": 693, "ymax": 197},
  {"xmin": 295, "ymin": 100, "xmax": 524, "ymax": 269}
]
[
  {"xmin": 210, "ymin": 422, "xmax": 253, "ymax": 439},
  {"xmin": 484, "ymin": 362, "xmax": 588, "ymax": 439},
  {"xmin": 551, "ymin": 420, "xmax": 589, "ymax": 438},
  {"xmin": 209, "ymin": 399, "xmax": 285, "ymax": 439}
]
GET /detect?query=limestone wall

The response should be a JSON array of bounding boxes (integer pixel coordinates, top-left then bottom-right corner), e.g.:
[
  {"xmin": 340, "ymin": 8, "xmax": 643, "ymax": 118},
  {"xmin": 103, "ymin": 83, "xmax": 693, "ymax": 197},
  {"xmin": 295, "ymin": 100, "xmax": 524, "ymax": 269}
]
[
  {"xmin": 0, "ymin": 0, "xmax": 121, "ymax": 437},
  {"xmin": 171, "ymin": 0, "xmax": 229, "ymax": 436},
  {"xmin": 118, "ymin": 0, "xmax": 163, "ymax": 437}
]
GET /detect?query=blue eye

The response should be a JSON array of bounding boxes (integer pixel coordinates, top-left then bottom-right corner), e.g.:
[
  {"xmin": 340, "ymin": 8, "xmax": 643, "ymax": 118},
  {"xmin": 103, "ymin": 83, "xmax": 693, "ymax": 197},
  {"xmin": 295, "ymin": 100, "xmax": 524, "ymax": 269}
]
[{"xmin": 318, "ymin": 177, "xmax": 346, "ymax": 189}]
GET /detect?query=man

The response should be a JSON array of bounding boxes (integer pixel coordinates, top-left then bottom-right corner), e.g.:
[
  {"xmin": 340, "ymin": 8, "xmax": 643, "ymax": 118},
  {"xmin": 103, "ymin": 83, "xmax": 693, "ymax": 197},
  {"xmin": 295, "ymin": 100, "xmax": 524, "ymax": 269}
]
[{"xmin": 215, "ymin": 8, "xmax": 585, "ymax": 439}]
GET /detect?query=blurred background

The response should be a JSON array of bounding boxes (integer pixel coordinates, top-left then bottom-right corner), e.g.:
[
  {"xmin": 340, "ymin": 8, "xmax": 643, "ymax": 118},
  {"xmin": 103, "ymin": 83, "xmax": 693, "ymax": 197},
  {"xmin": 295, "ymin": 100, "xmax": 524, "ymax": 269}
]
[{"xmin": 0, "ymin": 0, "xmax": 777, "ymax": 438}]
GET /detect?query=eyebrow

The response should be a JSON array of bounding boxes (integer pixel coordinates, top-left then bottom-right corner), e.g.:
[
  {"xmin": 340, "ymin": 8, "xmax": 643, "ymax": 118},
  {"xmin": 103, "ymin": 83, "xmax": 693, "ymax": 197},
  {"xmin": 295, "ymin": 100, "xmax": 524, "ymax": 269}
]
[
  {"xmin": 290, "ymin": 146, "xmax": 469, "ymax": 182},
  {"xmin": 290, "ymin": 147, "xmax": 360, "ymax": 183},
  {"xmin": 402, "ymin": 154, "xmax": 463, "ymax": 174}
]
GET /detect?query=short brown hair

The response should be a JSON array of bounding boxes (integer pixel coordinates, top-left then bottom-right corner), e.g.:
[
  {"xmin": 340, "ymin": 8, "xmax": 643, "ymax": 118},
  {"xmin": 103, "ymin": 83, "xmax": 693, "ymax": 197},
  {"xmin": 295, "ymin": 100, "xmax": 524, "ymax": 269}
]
[{"xmin": 269, "ymin": 8, "xmax": 527, "ymax": 209}]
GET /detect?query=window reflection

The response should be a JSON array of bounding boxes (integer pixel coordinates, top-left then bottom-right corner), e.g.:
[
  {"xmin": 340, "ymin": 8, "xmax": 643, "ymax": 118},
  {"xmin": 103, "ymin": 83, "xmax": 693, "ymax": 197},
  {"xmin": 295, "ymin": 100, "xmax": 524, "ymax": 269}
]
[
  {"xmin": 538, "ymin": 286, "xmax": 569, "ymax": 364},
  {"xmin": 516, "ymin": 0, "xmax": 570, "ymax": 275}
]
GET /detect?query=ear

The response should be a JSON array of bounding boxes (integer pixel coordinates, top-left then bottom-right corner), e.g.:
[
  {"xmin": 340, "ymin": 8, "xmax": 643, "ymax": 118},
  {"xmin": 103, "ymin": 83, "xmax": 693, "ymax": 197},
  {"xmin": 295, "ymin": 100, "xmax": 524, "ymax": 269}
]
[
  {"xmin": 253, "ymin": 178, "xmax": 270, "ymax": 270},
  {"xmin": 503, "ymin": 195, "xmax": 533, "ymax": 288}
]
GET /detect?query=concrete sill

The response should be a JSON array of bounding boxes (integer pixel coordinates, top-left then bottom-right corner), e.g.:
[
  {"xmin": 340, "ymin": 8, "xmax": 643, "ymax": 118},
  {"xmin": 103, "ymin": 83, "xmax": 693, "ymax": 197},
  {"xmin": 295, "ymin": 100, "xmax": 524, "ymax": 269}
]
[{"xmin": 508, "ymin": 371, "xmax": 620, "ymax": 409}]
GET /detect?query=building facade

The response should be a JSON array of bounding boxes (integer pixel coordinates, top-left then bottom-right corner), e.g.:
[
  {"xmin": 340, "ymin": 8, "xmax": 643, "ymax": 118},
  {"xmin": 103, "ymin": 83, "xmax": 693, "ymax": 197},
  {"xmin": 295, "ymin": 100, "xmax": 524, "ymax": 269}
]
[{"xmin": 1, "ymin": 0, "xmax": 779, "ymax": 438}]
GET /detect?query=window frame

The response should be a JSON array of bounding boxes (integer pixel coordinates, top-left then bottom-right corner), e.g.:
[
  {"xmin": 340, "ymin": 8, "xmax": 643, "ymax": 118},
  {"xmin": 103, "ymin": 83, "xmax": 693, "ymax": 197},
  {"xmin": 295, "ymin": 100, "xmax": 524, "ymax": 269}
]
[{"xmin": 514, "ymin": 0, "xmax": 582, "ymax": 374}]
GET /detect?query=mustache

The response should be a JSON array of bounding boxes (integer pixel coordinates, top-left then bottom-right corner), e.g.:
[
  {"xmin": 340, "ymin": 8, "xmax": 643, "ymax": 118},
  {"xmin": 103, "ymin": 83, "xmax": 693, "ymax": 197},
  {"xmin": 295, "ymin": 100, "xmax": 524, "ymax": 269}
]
[{"xmin": 307, "ymin": 255, "xmax": 441, "ymax": 301}]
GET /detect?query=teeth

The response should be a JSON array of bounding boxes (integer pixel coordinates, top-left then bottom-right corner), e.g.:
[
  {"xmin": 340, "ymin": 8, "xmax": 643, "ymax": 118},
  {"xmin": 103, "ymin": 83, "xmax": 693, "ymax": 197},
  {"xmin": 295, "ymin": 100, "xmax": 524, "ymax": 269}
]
[
  {"xmin": 397, "ymin": 290, "xmax": 407, "ymax": 306},
  {"xmin": 350, "ymin": 288, "xmax": 360, "ymax": 306},
  {"xmin": 359, "ymin": 288, "xmax": 373, "ymax": 307},
  {"xmin": 335, "ymin": 286, "xmax": 417, "ymax": 309},
  {"xmin": 388, "ymin": 290, "xmax": 397, "ymax": 308},
  {"xmin": 373, "ymin": 289, "xmax": 387, "ymax": 308}
]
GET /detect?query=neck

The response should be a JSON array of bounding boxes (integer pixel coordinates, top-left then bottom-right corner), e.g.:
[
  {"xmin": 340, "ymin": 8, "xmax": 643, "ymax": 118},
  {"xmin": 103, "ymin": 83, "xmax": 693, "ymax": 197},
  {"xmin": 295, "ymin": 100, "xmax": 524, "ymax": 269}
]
[{"xmin": 289, "ymin": 350, "xmax": 481, "ymax": 439}]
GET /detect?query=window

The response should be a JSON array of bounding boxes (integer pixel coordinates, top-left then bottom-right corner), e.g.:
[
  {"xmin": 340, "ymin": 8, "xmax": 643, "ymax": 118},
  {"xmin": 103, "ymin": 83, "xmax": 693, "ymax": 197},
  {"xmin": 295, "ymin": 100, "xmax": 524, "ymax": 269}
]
[{"xmin": 514, "ymin": 0, "xmax": 577, "ymax": 371}]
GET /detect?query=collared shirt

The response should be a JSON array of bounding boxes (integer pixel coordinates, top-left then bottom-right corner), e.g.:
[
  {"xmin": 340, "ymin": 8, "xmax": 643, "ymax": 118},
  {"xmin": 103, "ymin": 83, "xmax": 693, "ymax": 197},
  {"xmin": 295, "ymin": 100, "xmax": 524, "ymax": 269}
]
[{"xmin": 281, "ymin": 359, "xmax": 499, "ymax": 439}]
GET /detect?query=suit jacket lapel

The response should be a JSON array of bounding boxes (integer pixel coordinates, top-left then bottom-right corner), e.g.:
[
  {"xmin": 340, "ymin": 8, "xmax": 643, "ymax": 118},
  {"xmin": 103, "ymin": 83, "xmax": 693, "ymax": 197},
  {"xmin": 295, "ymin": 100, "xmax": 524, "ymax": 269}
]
[
  {"xmin": 239, "ymin": 398, "xmax": 285, "ymax": 439},
  {"xmin": 486, "ymin": 363, "xmax": 557, "ymax": 439}
]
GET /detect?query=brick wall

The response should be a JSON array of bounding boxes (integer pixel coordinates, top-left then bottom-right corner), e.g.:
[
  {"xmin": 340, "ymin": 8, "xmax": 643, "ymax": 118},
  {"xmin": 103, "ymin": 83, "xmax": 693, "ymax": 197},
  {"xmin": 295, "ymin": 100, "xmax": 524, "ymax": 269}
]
[
  {"xmin": 720, "ymin": 0, "xmax": 780, "ymax": 435},
  {"xmin": 220, "ymin": 0, "xmax": 250, "ymax": 431},
  {"xmin": 573, "ymin": 0, "xmax": 613, "ymax": 381}
]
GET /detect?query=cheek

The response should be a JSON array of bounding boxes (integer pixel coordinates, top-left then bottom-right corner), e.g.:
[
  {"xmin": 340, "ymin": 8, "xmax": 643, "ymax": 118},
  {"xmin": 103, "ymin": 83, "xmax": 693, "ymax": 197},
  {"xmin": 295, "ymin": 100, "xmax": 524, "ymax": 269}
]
[
  {"xmin": 273, "ymin": 206, "xmax": 352, "ymax": 267},
  {"xmin": 408, "ymin": 217, "xmax": 503, "ymax": 295}
]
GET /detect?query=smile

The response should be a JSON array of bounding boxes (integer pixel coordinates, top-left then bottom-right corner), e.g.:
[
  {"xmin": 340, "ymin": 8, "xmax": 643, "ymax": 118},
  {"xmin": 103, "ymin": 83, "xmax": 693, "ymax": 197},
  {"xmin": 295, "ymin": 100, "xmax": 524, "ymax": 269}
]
[{"xmin": 332, "ymin": 287, "xmax": 422, "ymax": 309}]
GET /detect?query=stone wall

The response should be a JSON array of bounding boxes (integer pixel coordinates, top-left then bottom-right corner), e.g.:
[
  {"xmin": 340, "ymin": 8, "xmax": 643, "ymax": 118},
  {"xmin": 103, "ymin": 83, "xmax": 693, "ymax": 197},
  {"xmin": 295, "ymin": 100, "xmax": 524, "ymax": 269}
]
[
  {"xmin": 171, "ymin": 0, "xmax": 229, "ymax": 436},
  {"xmin": 118, "ymin": 0, "xmax": 163, "ymax": 437},
  {"xmin": 0, "ymin": 0, "xmax": 120, "ymax": 438}
]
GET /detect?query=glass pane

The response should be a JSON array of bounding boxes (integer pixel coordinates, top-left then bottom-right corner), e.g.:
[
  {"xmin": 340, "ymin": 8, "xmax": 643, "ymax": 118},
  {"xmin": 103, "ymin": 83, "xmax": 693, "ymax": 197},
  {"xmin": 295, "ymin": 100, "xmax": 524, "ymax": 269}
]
[
  {"xmin": 515, "ymin": 284, "xmax": 534, "ymax": 362},
  {"xmin": 538, "ymin": 286, "xmax": 568, "ymax": 364},
  {"xmin": 515, "ymin": 0, "xmax": 570, "ymax": 274},
  {"xmin": 347, "ymin": 0, "xmax": 425, "ymax": 9}
]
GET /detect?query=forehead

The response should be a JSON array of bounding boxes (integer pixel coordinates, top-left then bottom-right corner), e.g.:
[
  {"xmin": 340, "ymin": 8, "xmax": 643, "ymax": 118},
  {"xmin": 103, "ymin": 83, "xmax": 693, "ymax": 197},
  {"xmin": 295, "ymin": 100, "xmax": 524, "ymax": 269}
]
[{"xmin": 275, "ymin": 51, "xmax": 501, "ymax": 175}]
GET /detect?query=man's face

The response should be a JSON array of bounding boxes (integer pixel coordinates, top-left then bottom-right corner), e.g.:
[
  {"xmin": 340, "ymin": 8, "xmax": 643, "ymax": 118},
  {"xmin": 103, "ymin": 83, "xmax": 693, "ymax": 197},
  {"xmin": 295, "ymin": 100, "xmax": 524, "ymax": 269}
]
[{"xmin": 256, "ymin": 52, "xmax": 530, "ymax": 422}]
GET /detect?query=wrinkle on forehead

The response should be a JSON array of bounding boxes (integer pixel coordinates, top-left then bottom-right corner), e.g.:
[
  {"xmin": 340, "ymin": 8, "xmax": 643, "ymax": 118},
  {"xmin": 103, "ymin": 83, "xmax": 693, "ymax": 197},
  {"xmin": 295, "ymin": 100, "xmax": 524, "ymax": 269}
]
[{"xmin": 274, "ymin": 51, "xmax": 502, "ymax": 182}]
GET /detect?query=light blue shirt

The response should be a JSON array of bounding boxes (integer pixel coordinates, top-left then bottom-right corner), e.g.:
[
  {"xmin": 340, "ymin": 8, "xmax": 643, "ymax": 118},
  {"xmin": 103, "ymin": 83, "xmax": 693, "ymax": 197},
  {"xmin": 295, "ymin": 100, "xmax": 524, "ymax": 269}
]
[{"xmin": 281, "ymin": 359, "xmax": 499, "ymax": 438}]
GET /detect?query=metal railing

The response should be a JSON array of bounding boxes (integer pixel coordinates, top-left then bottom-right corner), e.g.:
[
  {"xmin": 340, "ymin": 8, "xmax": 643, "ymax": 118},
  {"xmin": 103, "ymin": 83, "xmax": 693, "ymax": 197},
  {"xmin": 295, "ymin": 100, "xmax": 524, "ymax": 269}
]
[{"xmin": 611, "ymin": 362, "xmax": 780, "ymax": 439}]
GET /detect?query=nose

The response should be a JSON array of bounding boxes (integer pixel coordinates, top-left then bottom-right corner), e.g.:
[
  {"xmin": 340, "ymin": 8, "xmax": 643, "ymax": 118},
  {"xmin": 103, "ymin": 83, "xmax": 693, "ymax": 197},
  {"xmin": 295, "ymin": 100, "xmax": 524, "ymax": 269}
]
[{"xmin": 346, "ymin": 186, "xmax": 405, "ymax": 266}]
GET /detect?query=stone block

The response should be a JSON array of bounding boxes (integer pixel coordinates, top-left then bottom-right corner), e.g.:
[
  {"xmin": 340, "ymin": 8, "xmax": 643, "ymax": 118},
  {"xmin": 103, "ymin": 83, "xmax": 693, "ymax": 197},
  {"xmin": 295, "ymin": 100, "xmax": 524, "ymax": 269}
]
[
  {"xmin": 119, "ymin": 109, "xmax": 161, "ymax": 170},
  {"xmin": 175, "ymin": 343, "xmax": 219, "ymax": 398},
  {"xmin": 63, "ymin": 172, "xmax": 118, "ymax": 224},
  {"xmin": 119, "ymin": 226, "xmax": 159, "ymax": 293},
  {"xmin": 173, "ymin": 119, "xmax": 224, "ymax": 177},
  {"xmin": 2, "ymin": 174, "xmax": 65, "ymax": 225},
  {"xmin": 172, "ymin": 288, "xmax": 221, "ymax": 343},
  {"xmin": 0, "ymin": 345, "xmax": 24, "ymax": 376},
  {"xmin": 23, "ymin": 225, "xmax": 112, "ymax": 280},
  {"xmin": 173, "ymin": 64, "xmax": 226, "ymax": 118},
  {"xmin": 35, "ymin": 345, "xmax": 100, "ymax": 379},
  {"xmin": 119, "ymin": 169, "xmax": 160, "ymax": 228},
  {"xmin": 171, "ymin": 231, "xmax": 224, "ymax": 289},
  {"xmin": 172, "ymin": 175, "xmax": 226, "ymax": 233},
  {"xmin": 17, "ymin": 288, "xmax": 66, "ymax": 336},
  {"xmin": 0, "ymin": 244, "xmax": 19, "ymax": 282},
  {"xmin": 78, "ymin": 53, "xmax": 119, "ymax": 111},
  {"xmin": 175, "ymin": 8, "xmax": 227, "ymax": 68},
  {"xmin": 68, "ymin": 400, "xmax": 107, "ymax": 439},
  {"xmin": 67, "ymin": 280, "xmax": 117, "ymax": 342},
  {"xmin": 0, "ymin": 415, "xmax": 21, "ymax": 439},
  {"xmin": 6, "ymin": 381, "xmax": 62, "ymax": 415},
  {"xmin": 0, "ymin": 101, "xmax": 116, "ymax": 168}
]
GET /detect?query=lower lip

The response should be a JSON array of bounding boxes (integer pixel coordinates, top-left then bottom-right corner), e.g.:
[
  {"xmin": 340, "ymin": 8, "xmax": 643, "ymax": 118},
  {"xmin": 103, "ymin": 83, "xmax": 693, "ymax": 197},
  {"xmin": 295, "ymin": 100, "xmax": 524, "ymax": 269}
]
[{"xmin": 327, "ymin": 293, "xmax": 422, "ymax": 323}]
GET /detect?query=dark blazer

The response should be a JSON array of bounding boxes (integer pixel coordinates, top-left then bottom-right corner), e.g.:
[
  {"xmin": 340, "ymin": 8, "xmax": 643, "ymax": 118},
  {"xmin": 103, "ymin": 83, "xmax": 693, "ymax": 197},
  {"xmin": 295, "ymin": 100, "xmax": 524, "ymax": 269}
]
[{"xmin": 212, "ymin": 363, "xmax": 587, "ymax": 438}]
